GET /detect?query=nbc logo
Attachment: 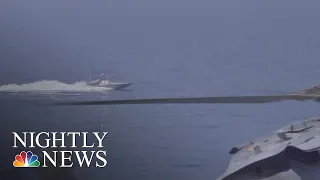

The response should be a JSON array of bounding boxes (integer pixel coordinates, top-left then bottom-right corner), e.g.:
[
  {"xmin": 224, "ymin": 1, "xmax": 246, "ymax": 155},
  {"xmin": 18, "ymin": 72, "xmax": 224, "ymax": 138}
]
[{"xmin": 13, "ymin": 151, "xmax": 40, "ymax": 167}]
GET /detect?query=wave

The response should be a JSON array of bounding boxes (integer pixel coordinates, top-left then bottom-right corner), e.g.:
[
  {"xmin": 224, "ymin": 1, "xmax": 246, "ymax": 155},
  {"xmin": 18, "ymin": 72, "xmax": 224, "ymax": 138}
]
[{"xmin": 0, "ymin": 80, "xmax": 112, "ymax": 93}]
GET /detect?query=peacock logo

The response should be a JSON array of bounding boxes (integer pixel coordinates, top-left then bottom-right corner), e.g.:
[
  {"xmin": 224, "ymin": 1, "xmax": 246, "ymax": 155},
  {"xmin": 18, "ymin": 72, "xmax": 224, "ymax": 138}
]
[{"xmin": 13, "ymin": 151, "xmax": 40, "ymax": 167}]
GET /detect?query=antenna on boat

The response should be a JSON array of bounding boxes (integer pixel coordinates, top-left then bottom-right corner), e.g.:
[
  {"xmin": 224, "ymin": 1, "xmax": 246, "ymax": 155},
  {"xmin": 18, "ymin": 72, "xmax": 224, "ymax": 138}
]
[{"xmin": 88, "ymin": 70, "xmax": 92, "ymax": 81}]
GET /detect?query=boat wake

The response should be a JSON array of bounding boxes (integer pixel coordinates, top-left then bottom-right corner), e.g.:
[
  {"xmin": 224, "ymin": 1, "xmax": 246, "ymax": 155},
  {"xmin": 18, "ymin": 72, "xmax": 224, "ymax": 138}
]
[{"xmin": 0, "ymin": 80, "xmax": 112, "ymax": 93}]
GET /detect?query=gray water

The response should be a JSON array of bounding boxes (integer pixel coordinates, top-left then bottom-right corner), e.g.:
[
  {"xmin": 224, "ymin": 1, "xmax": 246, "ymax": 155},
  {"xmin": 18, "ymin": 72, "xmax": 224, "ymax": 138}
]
[{"xmin": 1, "ymin": 0, "xmax": 320, "ymax": 179}]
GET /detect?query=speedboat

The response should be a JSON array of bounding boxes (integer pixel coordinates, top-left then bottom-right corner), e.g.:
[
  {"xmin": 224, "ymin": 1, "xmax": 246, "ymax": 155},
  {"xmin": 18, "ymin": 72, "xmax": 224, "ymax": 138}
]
[{"xmin": 87, "ymin": 73, "xmax": 133, "ymax": 90}]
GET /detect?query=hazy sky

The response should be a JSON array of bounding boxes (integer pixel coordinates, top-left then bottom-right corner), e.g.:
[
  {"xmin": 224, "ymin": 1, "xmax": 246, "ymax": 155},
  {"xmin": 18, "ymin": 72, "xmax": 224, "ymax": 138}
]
[{"xmin": 1, "ymin": 0, "xmax": 320, "ymax": 84}]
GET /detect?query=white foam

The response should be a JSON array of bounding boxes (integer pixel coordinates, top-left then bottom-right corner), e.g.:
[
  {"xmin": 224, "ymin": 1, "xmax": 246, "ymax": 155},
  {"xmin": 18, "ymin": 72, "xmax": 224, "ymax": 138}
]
[{"xmin": 0, "ymin": 80, "xmax": 112, "ymax": 92}]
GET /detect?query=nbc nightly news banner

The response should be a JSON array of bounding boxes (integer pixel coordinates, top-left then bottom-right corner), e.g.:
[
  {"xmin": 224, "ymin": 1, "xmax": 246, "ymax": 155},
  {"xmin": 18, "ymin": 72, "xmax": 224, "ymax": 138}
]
[{"xmin": 1, "ymin": 131, "xmax": 109, "ymax": 179}]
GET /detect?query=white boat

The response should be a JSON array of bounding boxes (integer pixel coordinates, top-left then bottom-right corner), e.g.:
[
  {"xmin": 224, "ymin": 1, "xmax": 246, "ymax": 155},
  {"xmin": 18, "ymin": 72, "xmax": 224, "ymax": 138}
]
[{"xmin": 87, "ymin": 73, "xmax": 133, "ymax": 90}]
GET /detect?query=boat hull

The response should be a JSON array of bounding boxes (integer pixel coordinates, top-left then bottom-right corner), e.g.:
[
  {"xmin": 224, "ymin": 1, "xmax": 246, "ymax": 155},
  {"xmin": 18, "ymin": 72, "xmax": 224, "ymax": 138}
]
[{"xmin": 97, "ymin": 82, "xmax": 133, "ymax": 89}]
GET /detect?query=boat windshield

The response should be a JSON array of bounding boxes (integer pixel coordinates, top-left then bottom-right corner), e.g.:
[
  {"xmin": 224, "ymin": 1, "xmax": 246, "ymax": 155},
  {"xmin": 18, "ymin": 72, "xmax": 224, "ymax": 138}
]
[{"xmin": 99, "ymin": 73, "xmax": 105, "ymax": 80}]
